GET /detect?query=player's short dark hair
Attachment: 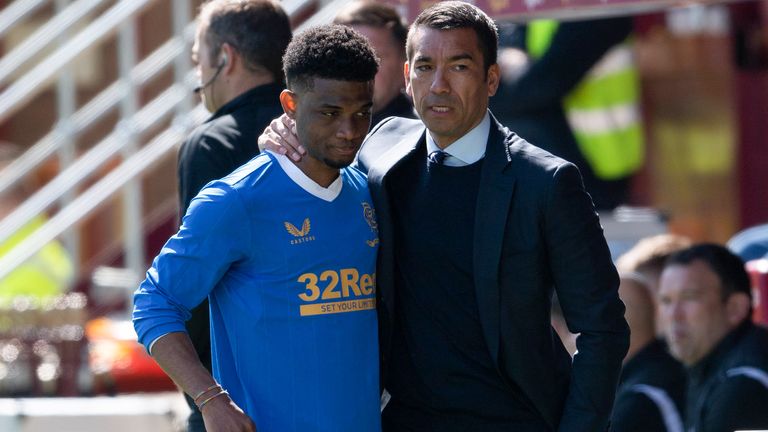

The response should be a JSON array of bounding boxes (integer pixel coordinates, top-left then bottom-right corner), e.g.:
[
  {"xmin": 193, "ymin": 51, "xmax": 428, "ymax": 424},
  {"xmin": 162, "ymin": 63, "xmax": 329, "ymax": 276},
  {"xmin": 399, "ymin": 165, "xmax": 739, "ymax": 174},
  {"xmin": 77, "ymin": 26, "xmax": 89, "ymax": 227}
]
[
  {"xmin": 406, "ymin": 1, "xmax": 498, "ymax": 73},
  {"xmin": 333, "ymin": 1, "xmax": 408, "ymax": 56},
  {"xmin": 283, "ymin": 24, "xmax": 379, "ymax": 92},
  {"xmin": 200, "ymin": 0, "xmax": 291, "ymax": 83},
  {"xmin": 666, "ymin": 243, "xmax": 752, "ymax": 305}
]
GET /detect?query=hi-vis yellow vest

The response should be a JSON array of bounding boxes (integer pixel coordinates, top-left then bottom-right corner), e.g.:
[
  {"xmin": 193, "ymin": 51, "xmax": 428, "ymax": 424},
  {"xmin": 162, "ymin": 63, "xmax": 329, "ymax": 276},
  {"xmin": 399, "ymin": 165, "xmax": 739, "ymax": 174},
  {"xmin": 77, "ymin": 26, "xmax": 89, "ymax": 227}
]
[
  {"xmin": 0, "ymin": 215, "xmax": 74, "ymax": 306},
  {"xmin": 527, "ymin": 20, "xmax": 644, "ymax": 180}
]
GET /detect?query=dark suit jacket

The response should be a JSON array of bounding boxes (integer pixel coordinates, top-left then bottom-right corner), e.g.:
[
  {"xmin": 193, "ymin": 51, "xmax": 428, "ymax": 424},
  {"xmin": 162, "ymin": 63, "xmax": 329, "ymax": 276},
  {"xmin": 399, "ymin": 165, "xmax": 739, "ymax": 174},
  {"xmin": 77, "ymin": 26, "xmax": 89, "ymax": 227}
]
[{"xmin": 356, "ymin": 114, "xmax": 629, "ymax": 432}]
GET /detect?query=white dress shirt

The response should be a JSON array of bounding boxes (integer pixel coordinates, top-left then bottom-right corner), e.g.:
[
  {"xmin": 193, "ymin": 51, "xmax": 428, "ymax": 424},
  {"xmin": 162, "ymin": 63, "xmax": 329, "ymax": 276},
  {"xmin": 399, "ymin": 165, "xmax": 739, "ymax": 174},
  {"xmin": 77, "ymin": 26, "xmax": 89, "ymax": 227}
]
[{"xmin": 425, "ymin": 111, "xmax": 491, "ymax": 167}]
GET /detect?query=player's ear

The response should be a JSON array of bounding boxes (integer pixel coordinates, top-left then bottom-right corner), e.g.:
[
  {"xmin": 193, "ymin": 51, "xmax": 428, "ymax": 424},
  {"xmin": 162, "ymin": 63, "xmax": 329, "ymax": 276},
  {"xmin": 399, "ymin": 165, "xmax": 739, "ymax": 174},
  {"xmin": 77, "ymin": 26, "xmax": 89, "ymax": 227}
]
[{"xmin": 280, "ymin": 90, "xmax": 298, "ymax": 119}]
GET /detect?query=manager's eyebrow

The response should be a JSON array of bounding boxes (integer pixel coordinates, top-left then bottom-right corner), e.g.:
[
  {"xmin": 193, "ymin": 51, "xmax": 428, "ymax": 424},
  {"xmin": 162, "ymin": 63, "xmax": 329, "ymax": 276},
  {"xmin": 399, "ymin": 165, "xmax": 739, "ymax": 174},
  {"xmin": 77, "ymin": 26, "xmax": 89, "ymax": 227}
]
[
  {"xmin": 447, "ymin": 53, "xmax": 474, "ymax": 62},
  {"xmin": 414, "ymin": 53, "xmax": 474, "ymax": 63}
]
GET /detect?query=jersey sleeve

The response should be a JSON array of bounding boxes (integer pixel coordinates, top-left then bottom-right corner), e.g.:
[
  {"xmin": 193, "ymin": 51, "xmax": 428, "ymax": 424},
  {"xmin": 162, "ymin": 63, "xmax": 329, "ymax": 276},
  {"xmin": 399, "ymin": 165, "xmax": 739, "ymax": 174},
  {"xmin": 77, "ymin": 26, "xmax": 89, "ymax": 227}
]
[{"xmin": 132, "ymin": 181, "xmax": 252, "ymax": 350}]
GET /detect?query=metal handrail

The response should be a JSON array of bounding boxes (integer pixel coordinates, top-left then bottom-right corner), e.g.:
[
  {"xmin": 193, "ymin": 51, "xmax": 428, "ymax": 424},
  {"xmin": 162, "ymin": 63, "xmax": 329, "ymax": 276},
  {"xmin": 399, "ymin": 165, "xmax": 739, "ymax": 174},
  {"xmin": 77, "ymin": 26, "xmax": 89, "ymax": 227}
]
[
  {"xmin": 0, "ymin": 0, "xmax": 107, "ymax": 86},
  {"xmin": 0, "ymin": 0, "xmax": 315, "ymax": 194},
  {"xmin": 0, "ymin": 78, "xmax": 196, "ymax": 246},
  {"xmin": 0, "ymin": 25, "xmax": 195, "ymax": 196},
  {"xmin": 0, "ymin": 0, "xmax": 337, "ymax": 284},
  {"xmin": 0, "ymin": 105, "xmax": 209, "ymax": 283},
  {"xmin": 0, "ymin": 0, "xmax": 158, "ymax": 125},
  {"xmin": 0, "ymin": 0, "xmax": 49, "ymax": 38},
  {"xmin": 171, "ymin": 0, "xmax": 193, "ymax": 116}
]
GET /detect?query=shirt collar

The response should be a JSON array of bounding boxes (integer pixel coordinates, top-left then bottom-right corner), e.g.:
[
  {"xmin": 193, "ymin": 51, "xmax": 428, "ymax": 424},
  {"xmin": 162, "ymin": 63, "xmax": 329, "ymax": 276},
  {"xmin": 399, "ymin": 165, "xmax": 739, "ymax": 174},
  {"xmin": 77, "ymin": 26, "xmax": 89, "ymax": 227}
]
[
  {"xmin": 426, "ymin": 111, "xmax": 490, "ymax": 166},
  {"xmin": 269, "ymin": 151, "xmax": 343, "ymax": 202}
]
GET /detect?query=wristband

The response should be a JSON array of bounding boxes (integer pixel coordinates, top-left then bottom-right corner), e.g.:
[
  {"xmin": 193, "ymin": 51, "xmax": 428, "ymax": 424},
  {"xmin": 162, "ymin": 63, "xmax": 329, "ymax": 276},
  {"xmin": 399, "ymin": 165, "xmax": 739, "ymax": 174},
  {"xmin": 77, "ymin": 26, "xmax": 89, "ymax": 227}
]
[
  {"xmin": 197, "ymin": 389, "xmax": 229, "ymax": 411},
  {"xmin": 192, "ymin": 384, "xmax": 221, "ymax": 403}
]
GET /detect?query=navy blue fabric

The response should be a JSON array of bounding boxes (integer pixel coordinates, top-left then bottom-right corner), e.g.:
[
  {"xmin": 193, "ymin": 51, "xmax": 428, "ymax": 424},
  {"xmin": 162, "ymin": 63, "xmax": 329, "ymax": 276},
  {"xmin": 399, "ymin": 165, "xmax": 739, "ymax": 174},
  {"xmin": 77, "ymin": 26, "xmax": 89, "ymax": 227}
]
[
  {"xmin": 384, "ymin": 147, "xmax": 540, "ymax": 429},
  {"xmin": 360, "ymin": 115, "xmax": 628, "ymax": 432}
]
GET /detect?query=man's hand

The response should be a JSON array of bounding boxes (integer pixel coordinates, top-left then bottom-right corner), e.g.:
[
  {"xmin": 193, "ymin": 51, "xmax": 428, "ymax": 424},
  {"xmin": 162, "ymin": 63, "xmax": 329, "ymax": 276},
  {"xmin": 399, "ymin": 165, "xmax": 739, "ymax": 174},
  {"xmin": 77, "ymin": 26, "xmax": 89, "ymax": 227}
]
[
  {"xmin": 257, "ymin": 114, "xmax": 305, "ymax": 161},
  {"xmin": 201, "ymin": 393, "xmax": 257, "ymax": 432},
  {"xmin": 147, "ymin": 333, "xmax": 256, "ymax": 431}
]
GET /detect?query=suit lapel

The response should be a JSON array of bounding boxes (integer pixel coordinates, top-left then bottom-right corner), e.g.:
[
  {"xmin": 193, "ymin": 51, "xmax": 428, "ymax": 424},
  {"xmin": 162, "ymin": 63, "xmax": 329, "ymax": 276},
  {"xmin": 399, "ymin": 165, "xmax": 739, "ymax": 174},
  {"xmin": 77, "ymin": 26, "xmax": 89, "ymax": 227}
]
[
  {"xmin": 370, "ymin": 117, "xmax": 515, "ymax": 368},
  {"xmin": 367, "ymin": 126, "xmax": 426, "ymax": 187},
  {"xmin": 473, "ymin": 116, "xmax": 517, "ymax": 367},
  {"xmin": 367, "ymin": 125, "xmax": 426, "ymax": 340}
]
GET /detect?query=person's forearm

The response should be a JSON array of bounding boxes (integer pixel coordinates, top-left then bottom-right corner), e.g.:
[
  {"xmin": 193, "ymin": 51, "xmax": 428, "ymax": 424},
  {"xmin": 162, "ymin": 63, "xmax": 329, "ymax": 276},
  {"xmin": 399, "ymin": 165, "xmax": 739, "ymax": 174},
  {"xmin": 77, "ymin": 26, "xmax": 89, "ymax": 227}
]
[
  {"xmin": 152, "ymin": 332, "xmax": 257, "ymax": 431},
  {"xmin": 150, "ymin": 332, "xmax": 219, "ymax": 399}
]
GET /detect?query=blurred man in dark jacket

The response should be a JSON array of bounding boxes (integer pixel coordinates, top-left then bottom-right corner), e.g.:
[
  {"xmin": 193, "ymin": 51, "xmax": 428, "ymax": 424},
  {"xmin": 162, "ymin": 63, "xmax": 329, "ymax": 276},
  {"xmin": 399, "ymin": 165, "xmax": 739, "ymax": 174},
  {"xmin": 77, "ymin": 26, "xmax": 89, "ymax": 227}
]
[{"xmin": 659, "ymin": 244, "xmax": 768, "ymax": 432}]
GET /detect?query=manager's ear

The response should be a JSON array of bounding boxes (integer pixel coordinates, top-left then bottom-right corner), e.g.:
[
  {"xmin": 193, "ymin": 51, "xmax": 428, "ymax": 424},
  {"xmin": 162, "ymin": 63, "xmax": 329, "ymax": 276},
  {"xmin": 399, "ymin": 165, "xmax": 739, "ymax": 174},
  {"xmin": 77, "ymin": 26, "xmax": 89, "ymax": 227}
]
[
  {"xmin": 279, "ymin": 90, "xmax": 298, "ymax": 119},
  {"xmin": 486, "ymin": 63, "xmax": 500, "ymax": 97},
  {"xmin": 404, "ymin": 61, "xmax": 412, "ymax": 98}
]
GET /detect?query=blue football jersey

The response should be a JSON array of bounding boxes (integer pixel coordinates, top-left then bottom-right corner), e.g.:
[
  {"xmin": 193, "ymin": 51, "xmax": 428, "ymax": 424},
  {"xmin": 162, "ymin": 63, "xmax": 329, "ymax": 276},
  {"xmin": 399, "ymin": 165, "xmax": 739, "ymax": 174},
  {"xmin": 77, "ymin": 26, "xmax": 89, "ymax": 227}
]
[{"xmin": 133, "ymin": 151, "xmax": 380, "ymax": 431}]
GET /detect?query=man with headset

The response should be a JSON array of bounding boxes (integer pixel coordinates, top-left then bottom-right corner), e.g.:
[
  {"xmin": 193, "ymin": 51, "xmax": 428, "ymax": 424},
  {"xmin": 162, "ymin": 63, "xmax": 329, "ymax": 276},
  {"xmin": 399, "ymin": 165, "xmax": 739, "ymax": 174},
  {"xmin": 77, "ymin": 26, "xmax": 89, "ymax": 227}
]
[{"xmin": 176, "ymin": 1, "xmax": 291, "ymax": 430}]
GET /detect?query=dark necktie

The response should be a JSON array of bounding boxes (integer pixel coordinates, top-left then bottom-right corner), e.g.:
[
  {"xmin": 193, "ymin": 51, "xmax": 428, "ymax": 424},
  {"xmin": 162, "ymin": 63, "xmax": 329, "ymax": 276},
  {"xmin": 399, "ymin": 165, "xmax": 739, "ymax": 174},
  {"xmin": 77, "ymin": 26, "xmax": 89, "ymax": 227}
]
[{"xmin": 428, "ymin": 150, "xmax": 448, "ymax": 165}]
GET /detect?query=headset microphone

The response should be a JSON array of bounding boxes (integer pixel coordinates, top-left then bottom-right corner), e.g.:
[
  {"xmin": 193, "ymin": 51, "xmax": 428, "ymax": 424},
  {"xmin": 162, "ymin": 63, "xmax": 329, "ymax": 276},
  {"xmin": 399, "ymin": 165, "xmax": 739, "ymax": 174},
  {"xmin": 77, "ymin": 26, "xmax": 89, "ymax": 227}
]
[{"xmin": 193, "ymin": 56, "xmax": 227, "ymax": 94}]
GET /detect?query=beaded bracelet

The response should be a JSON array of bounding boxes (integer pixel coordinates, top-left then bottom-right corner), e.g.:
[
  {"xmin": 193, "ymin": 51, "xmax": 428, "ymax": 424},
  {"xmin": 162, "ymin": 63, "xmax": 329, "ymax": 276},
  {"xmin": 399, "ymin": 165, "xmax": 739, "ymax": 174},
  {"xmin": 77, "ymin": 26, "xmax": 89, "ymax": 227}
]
[
  {"xmin": 197, "ymin": 389, "xmax": 229, "ymax": 411},
  {"xmin": 192, "ymin": 384, "xmax": 221, "ymax": 404}
]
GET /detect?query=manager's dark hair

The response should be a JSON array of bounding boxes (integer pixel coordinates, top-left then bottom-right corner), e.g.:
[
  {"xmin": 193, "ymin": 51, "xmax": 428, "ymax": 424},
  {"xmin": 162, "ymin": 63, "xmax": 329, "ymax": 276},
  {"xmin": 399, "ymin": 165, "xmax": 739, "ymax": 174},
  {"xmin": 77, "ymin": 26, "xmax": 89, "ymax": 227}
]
[
  {"xmin": 283, "ymin": 24, "xmax": 379, "ymax": 92},
  {"xmin": 199, "ymin": 0, "xmax": 291, "ymax": 83},
  {"xmin": 333, "ymin": 1, "xmax": 408, "ymax": 55},
  {"xmin": 666, "ymin": 243, "xmax": 752, "ymax": 305},
  {"xmin": 406, "ymin": 1, "xmax": 498, "ymax": 73}
]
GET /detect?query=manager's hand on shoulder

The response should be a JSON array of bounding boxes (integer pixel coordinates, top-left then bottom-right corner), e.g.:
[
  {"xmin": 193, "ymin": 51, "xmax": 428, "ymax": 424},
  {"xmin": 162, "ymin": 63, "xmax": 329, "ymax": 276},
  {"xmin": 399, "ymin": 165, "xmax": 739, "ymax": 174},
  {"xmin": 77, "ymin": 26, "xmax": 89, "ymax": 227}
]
[
  {"xmin": 257, "ymin": 114, "xmax": 304, "ymax": 162},
  {"xmin": 201, "ymin": 394, "xmax": 257, "ymax": 432}
]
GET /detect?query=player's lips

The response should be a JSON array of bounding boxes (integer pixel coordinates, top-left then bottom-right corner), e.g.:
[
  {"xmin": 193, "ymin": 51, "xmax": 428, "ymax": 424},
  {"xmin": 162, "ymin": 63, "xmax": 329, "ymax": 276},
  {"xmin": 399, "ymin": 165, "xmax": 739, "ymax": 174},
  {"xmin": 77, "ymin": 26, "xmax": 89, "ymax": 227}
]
[{"xmin": 332, "ymin": 145, "xmax": 359, "ymax": 156}]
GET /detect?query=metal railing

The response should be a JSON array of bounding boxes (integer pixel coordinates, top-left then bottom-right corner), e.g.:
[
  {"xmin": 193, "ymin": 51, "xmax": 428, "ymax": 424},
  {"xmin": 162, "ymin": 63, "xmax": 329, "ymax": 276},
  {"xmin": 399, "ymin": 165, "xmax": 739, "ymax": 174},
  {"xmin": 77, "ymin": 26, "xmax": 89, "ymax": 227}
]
[
  {"xmin": 0, "ymin": 0, "xmax": 190, "ymax": 289},
  {"xmin": 0, "ymin": 28, "xmax": 194, "ymax": 197},
  {"xmin": 0, "ymin": 6, "xmax": 195, "ymax": 283},
  {"xmin": 0, "ymin": 0, "xmax": 349, "ymax": 291},
  {"xmin": 0, "ymin": 104, "xmax": 209, "ymax": 283},
  {"xmin": 0, "ymin": 0, "xmax": 107, "ymax": 86},
  {"xmin": 0, "ymin": 0, "xmax": 159, "ymax": 125},
  {"xmin": 0, "ymin": 0, "xmax": 48, "ymax": 38}
]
